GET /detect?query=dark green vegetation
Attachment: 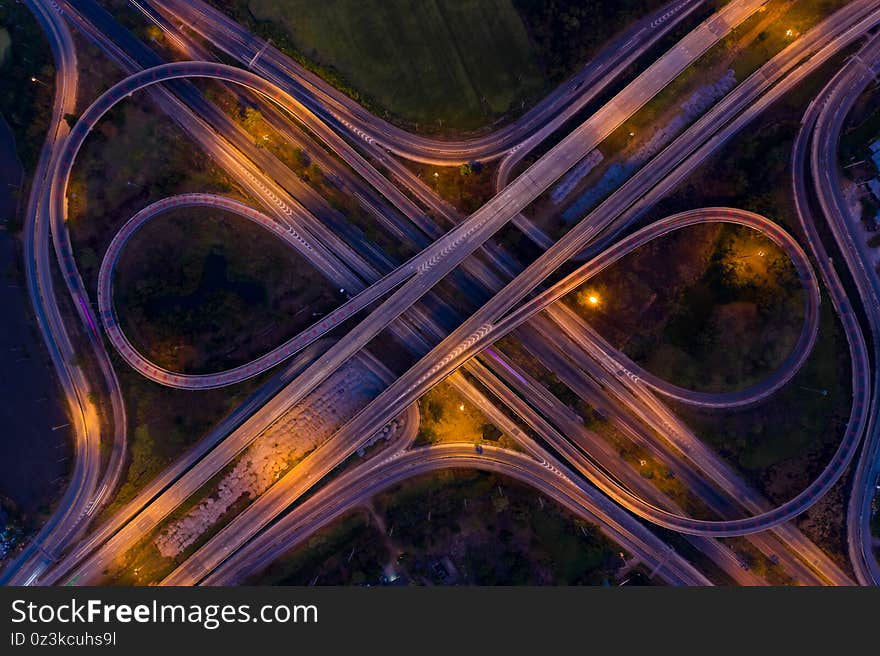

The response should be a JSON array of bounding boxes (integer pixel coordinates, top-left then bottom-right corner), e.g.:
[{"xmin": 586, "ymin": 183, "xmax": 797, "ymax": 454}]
[
  {"xmin": 252, "ymin": 470, "xmax": 640, "ymax": 585},
  {"xmin": 415, "ymin": 380, "xmax": 518, "ymax": 451},
  {"xmin": 568, "ymin": 223, "xmax": 804, "ymax": 394},
  {"xmin": 0, "ymin": 28, "xmax": 8, "ymax": 64},
  {"xmin": 114, "ymin": 206, "xmax": 338, "ymax": 374},
  {"xmin": 840, "ymin": 86, "xmax": 880, "ymax": 160},
  {"xmin": 249, "ymin": 512, "xmax": 389, "ymax": 586},
  {"xmin": 0, "ymin": 3, "xmax": 54, "ymax": 174},
  {"xmin": 69, "ymin": 98, "xmax": 240, "ymax": 290},
  {"xmin": 580, "ymin": 224, "xmax": 804, "ymax": 394},
  {"xmin": 680, "ymin": 300, "xmax": 848, "ymax": 481},
  {"xmin": 655, "ymin": 226, "xmax": 804, "ymax": 389},
  {"xmin": 513, "ymin": 0, "xmax": 668, "ymax": 83},
  {"xmin": 416, "ymin": 382, "xmax": 494, "ymax": 446},
  {"xmin": 231, "ymin": 0, "xmax": 542, "ymax": 131},
  {"xmin": 381, "ymin": 470, "xmax": 630, "ymax": 585},
  {"xmin": 407, "ymin": 160, "xmax": 496, "ymax": 214},
  {"xmin": 213, "ymin": 0, "xmax": 683, "ymax": 132}
]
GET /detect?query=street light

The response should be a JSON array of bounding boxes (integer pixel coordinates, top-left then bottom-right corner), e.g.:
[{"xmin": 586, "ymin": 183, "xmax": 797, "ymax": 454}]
[{"xmin": 587, "ymin": 294, "xmax": 599, "ymax": 306}]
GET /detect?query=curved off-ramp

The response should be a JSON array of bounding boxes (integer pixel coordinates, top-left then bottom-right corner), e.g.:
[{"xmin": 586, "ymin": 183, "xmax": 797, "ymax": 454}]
[
  {"xmin": 294, "ymin": 207, "xmax": 866, "ymax": 538},
  {"xmin": 96, "ymin": 193, "xmax": 350, "ymax": 388},
  {"xmin": 200, "ymin": 444, "xmax": 711, "ymax": 587}
]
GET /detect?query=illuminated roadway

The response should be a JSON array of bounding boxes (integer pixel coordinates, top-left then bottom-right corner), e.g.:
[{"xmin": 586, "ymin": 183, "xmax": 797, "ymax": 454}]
[
  {"xmin": 159, "ymin": 205, "xmax": 859, "ymax": 584},
  {"xmin": 53, "ymin": 0, "xmax": 880, "ymax": 584},
  {"xmin": 452, "ymin": 359, "xmax": 770, "ymax": 586},
  {"xmin": 794, "ymin": 33, "xmax": 880, "ymax": 585},
  {"xmin": 47, "ymin": 0, "xmax": 787, "ymax": 583},
  {"xmin": 0, "ymin": 0, "xmax": 128, "ymax": 586},
  {"xmin": 532, "ymin": 210, "xmax": 820, "ymax": 410},
  {"xmin": 46, "ymin": 0, "xmax": 767, "ymax": 404},
  {"xmin": 14, "ymin": 0, "xmax": 880, "ymax": 585},
  {"xmin": 38, "ymin": 340, "xmax": 334, "ymax": 586},
  {"xmin": 66, "ymin": 203, "xmax": 827, "ymax": 586},
  {"xmin": 97, "ymin": 194, "xmax": 821, "ymax": 412},
  {"xmin": 148, "ymin": 0, "xmax": 707, "ymax": 165},
  {"xmin": 144, "ymin": 0, "xmax": 707, "ymax": 245},
  {"xmin": 201, "ymin": 444, "xmax": 712, "ymax": 587},
  {"xmin": 251, "ymin": 3, "xmax": 880, "ymax": 544}
]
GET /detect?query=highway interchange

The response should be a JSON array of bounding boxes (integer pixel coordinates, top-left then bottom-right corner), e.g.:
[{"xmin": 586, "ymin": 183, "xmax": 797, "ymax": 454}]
[
  {"xmin": 3, "ymin": 0, "xmax": 880, "ymax": 586},
  {"xmin": 793, "ymin": 31, "xmax": 880, "ymax": 584}
]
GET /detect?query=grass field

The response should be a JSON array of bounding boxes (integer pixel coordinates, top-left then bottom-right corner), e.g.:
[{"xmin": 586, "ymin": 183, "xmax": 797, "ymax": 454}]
[
  {"xmin": 680, "ymin": 301, "xmax": 850, "ymax": 477},
  {"xmin": 248, "ymin": 511, "xmax": 389, "ymax": 586},
  {"xmin": 246, "ymin": 0, "xmax": 543, "ymax": 131}
]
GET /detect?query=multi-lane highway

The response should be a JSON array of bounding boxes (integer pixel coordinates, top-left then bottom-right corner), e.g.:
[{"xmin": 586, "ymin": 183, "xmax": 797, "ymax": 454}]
[
  {"xmin": 87, "ymin": 0, "xmax": 796, "ymax": 584},
  {"xmin": 62, "ymin": 1, "xmax": 872, "ymax": 584},
  {"xmin": 160, "ymin": 204, "xmax": 854, "ymax": 588},
  {"xmin": 201, "ymin": 444, "xmax": 713, "ymax": 587},
  {"xmin": 792, "ymin": 34, "xmax": 880, "ymax": 585},
  {"xmin": 55, "ymin": 0, "xmax": 765, "ymax": 394},
  {"xmin": 143, "ymin": 0, "xmax": 707, "ymax": 246},
  {"xmin": 147, "ymin": 0, "xmax": 707, "ymax": 165},
  {"xmin": 0, "ymin": 0, "xmax": 128, "ymax": 586},
  {"xmin": 193, "ymin": 6, "xmax": 880, "ymax": 565},
  {"xmin": 10, "ymin": 0, "xmax": 880, "ymax": 587}
]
